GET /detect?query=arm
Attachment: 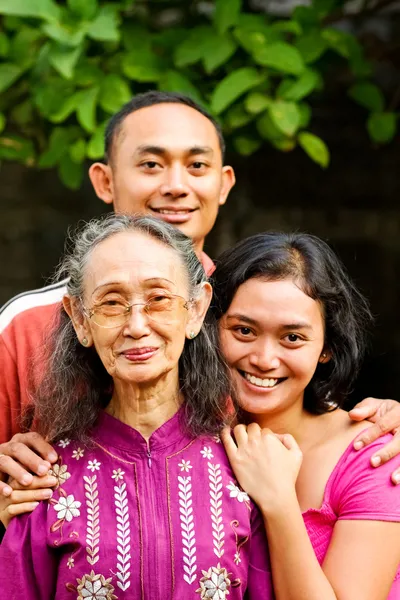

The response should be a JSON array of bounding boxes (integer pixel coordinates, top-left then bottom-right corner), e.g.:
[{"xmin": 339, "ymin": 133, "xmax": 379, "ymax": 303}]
[
  {"xmin": 0, "ymin": 474, "xmax": 57, "ymax": 528},
  {"xmin": 349, "ymin": 397, "xmax": 400, "ymax": 483},
  {"xmin": 222, "ymin": 425, "xmax": 400, "ymax": 600},
  {"xmin": 0, "ymin": 500, "xmax": 58, "ymax": 598}
]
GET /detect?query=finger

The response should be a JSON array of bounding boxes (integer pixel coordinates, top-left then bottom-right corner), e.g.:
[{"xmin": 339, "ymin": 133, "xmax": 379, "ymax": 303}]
[
  {"xmin": 391, "ymin": 466, "xmax": 400, "ymax": 485},
  {"xmin": 5, "ymin": 432, "xmax": 58, "ymax": 463},
  {"xmin": 8, "ymin": 475, "xmax": 58, "ymax": 491},
  {"xmin": 353, "ymin": 416, "xmax": 394, "ymax": 450},
  {"xmin": 221, "ymin": 427, "xmax": 238, "ymax": 462},
  {"xmin": 0, "ymin": 442, "xmax": 53, "ymax": 480},
  {"xmin": 349, "ymin": 397, "xmax": 381, "ymax": 421},
  {"xmin": 10, "ymin": 487, "xmax": 54, "ymax": 503},
  {"xmin": 246, "ymin": 422, "xmax": 262, "ymax": 440},
  {"xmin": 6, "ymin": 501, "xmax": 40, "ymax": 517},
  {"xmin": 232, "ymin": 424, "xmax": 248, "ymax": 447},
  {"xmin": 369, "ymin": 434, "xmax": 400, "ymax": 468},
  {"xmin": 281, "ymin": 434, "xmax": 302, "ymax": 455},
  {"xmin": 0, "ymin": 481, "xmax": 13, "ymax": 497}
]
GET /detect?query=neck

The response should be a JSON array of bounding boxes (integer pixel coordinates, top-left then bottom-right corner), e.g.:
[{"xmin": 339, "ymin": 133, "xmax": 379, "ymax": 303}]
[
  {"xmin": 193, "ymin": 238, "xmax": 204, "ymax": 257},
  {"xmin": 106, "ymin": 370, "xmax": 182, "ymax": 440}
]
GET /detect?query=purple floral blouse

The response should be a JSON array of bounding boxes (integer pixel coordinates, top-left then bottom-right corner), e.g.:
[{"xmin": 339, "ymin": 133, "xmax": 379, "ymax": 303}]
[{"xmin": 0, "ymin": 409, "xmax": 273, "ymax": 599}]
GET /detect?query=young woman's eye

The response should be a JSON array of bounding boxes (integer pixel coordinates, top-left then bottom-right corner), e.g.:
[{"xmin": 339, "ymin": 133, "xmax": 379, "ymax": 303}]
[
  {"xmin": 235, "ymin": 326, "xmax": 252, "ymax": 336},
  {"xmin": 286, "ymin": 334, "xmax": 302, "ymax": 343}
]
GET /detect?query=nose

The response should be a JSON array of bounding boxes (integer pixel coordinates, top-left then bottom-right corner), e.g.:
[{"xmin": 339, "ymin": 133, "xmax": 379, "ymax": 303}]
[
  {"xmin": 249, "ymin": 340, "xmax": 281, "ymax": 372},
  {"xmin": 159, "ymin": 164, "xmax": 190, "ymax": 199},
  {"xmin": 122, "ymin": 304, "xmax": 151, "ymax": 338}
]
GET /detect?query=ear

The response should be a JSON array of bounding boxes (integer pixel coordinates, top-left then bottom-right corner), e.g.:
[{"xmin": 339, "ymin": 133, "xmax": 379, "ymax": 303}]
[
  {"xmin": 62, "ymin": 295, "xmax": 93, "ymax": 347},
  {"xmin": 218, "ymin": 166, "xmax": 236, "ymax": 207},
  {"xmin": 185, "ymin": 282, "xmax": 213, "ymax": 339},
  {"xmin": 319, "ymin": 349, "xmax": 331, "ymax": 364},
  {"xmin": 88, "ymin": 162, "xmax": 114, "ymax": 205}
]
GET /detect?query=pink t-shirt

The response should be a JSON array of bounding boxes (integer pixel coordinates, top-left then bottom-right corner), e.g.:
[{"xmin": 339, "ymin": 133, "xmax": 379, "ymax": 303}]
[{"xmin": 303, "ymin": 433, "xmax": 400, "ymax": 597}]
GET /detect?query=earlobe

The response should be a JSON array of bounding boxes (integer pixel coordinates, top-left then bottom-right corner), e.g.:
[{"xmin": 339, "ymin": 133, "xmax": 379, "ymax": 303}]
[
  {"xmin": 219, "ymin": 166, "xmax": 236, "ymax": 207},
  {"xmin": 319, "ymin": 350, "xmax": 331, "ymax": 364},
  {"xmin": 88, "ymin": 162, "xmax": 114, "ymax": 205},
  {"xmin": 62, "ymin": 296, "xmax": 93, "ymax": 347}
]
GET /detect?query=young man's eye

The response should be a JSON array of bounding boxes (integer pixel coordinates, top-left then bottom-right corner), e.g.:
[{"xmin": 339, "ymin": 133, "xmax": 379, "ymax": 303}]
[
  {"xmin": 191, "ymin": 161, "xmax": 206, "ymax": 169},
  {"xmin": 143, "ymin": 161, "xmax": 158, "ymax": 168}
]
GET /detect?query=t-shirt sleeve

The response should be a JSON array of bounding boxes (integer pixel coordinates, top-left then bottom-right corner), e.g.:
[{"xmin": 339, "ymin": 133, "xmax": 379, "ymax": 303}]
[
  {"xmin": 0, "ymin": 501, "xmax": 57, "ymax": 598},
  {"xmin": 331, "ymin": 434, "xmax": 400, "ymax": 522},
  {"xmin": 0, "ymin": 331, "xmax": 20, "ymax": 444},
  {"xmin": 246, "ymin": 505, "xmax": 275, "ymax": 599}
]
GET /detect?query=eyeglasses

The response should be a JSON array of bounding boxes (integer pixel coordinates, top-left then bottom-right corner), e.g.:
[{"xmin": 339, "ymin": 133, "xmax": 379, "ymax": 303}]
[{"xmin": 83, "ymin": 294, "xmax": 191, "ymax": 328}]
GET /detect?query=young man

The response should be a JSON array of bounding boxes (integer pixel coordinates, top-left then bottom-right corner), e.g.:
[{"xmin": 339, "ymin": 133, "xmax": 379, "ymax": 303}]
[{"xmin": 0, "ymin": 91, "xmax": 399, "ymax": 525}]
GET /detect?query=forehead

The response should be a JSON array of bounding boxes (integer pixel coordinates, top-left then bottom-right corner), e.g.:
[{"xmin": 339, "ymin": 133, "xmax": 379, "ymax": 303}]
[
  {"xmin": 115, "ymin": 103, "xmax": 221, "ymax": 158},
  {"xmin": 229, "ymin": 278, "xmax": 324, "ymax": 325},
  {"xmin": 84, "ymin": 231, "xmax": 188, "ymax": 295}
]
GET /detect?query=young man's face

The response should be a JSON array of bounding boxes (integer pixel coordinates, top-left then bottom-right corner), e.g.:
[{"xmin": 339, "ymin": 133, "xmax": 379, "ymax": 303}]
[{"xmin": 89, "ymin": 103, "xmax": 235, "ymax": 254}]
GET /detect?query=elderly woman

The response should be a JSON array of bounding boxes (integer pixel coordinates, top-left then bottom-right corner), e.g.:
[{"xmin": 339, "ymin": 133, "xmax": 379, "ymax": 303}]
[{"xmin": 0, "ymin": 215, "xmax": 272, "ymax": 599}]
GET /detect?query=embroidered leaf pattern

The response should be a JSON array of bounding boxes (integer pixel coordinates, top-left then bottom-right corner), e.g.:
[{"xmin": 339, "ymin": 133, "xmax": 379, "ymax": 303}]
[
  {"xmin": 114, "ymin": 478, "xmax": 131, "ymax": 591},
  {"xmin": 178, "ymin": 475, "xmax": 197, "ymax": 585},
  {"xmin": 84, "ymin": 475, "xmax": 100, "ymax": 566},
  {"xmin": 208, "ymin": 462, "xmax": 225, "ymax": 558}
]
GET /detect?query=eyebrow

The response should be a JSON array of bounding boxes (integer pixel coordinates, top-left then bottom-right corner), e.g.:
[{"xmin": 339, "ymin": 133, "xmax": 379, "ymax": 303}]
[
  {"xmin": 92, "ymin": 277, "xmax": 176, "ymax": 294},
  {"xmin": 135, "ymin": 144, "xmax": 214, "ymax": 157},
  {"xmin": 225, "ymin": 314, "xmax": 313, "ymax": 330}
]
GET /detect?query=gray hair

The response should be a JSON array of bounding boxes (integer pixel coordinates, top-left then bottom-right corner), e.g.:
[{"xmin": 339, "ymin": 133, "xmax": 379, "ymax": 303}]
[{"xmin": 29, "ymin": 214, "xmax": 235, "ymax": 442}]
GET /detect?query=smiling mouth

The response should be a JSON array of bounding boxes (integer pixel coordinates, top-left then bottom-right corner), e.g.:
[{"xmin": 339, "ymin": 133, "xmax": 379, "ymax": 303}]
[
  {"xmin": 150, "ymin": 207, "xmax": 197, "ymax": 215},
  {"xmin": 239, "ymin": 370, "xmax": 286, "ymax": 389}
]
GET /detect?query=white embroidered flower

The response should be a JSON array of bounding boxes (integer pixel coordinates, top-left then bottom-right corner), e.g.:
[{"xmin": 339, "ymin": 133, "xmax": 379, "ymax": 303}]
[
  {"xmin": 234, "ymin": 552, "xmax": 241, "ymax": 565},
  {"xmin": 227, "ymin": 481, "xmax": 250, "ymax": 503},
  {"xmin": 196, "ymin": 563, "xmax": 231, "ymax": 599},
  {"xmin": 213, "ymin": 435, "xmax": 221, "ymax": 443},
  {"xmin": 67, "ymin": 556, "xmax": 75, "ymax": 569},
  {"xmin": 58, "ymin": 439, "xmax": 71, "ymax": 448},
  {"xmin": 200, "ymin": 446, "xmax": 213, "ymax": 459},
  {"xmin": 48, "ymin": 463, "xmax": 71, "ymax": 488},
  {"xmin": 111, "ymin": 468, "xmax": 125, "ymax": 481},
  {"xmin": 87, "ymin": 459, "xmax": 101, "ymax": 472},
  {"xmin": 178, "ymin": 459, "xmax": 192, "ymax": 472},
  {"xmin": 54, "ymin": 494, "xmax": 81, "ymax": 522},
  {"xmin": 72, "ymin": 448, "xmax": 85, "ymax": 460},
  {"xmin": 76, "ymin": 570, "xmax": 117, "ymax": 600}
]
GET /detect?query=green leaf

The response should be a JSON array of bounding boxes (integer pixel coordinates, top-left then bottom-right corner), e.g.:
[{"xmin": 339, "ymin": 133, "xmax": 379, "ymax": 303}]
[
  {"xmin": 348, "ymin": 82, "xmax": 385, "ymax": 113},
  {"xmin": 42, "ymin": 22, "xmax": 87, "ymax": 47},
  {"xmin": 69, "ymin": 138, "xmax": 86, "ymax": 163},
  {"xmin": 277, "ymin": 70, "xmax": 319, "ymax": 102},
  {"xmin": 122, "ymin": 24, "xmax": 152, "ymax": 52},
  {"xmin": 0, "ymin": 113, "xmax": 5, "ymax": 134},
  {"xmin": 254, "ymin": 42, "xmax": 305, "ymax": 75},
  {"xmin": 0, "ymin": 32, "xmax": 10, "ymax": 57},
  {"xmin": 0, "ymin": 63, "xmax": 23, "ymax": 94},
  {"xmin": 245, "ymin": 91, "xmax": 271, "ymax": 115},
  {"xmin": 233, "ymin": 135, "xmax": 261, "ymax": 156},
  {"xmin": 10, "ymin": 27, "xmax": 43, "ymax": 68},
  {"xmin": 38, "ymin": 127, "xmax": 70, "ymax": 167},
  {"xmin": 0, "ymin": 0, "xmax": 61, "ymax": 22},
  {"xmin": 49, "ymin": 43, "xmax": 82, "ymax": 79},
  {"xmin": 298, "ymin": 131, "xmax": 330, "ymax": 167},
  {"xmin": 174, "ymin": 27, "xmax": 211, "ymax": 68},
  {"xmin": 225, "ymin": 103, "xmax": 253, "ymax": 129},
  {"xmin": 0, "ymin": 134, "xmax": 35, "ymax": 164},
  {"xmin": 49, "ymin": 93, "xmax": 80, "ymax": 123},
  {"xmin": 234, "ymin": 24, "xmax": 281, "ymax": 55},
  {"xmin": 293, "ymin": 5, "xmax": 319, "ymax": 28},
  {"xmin": 298, "ymin": 102, "xmax": 312, "ymax": 128},
  {"xmin": 86, "ymin": 121, "xmax": 106, "ymax": 159},
  {"xmin": 158, "ymin": 71, "xmax": 203, "ymax": 105},
  {"xmin": 87, "ymin": 5, "xmax": 120, "ymax": 42},
  {"xmin": 122, "ymin": 48, "xmax": 163, "ymax": 82},
  {"xmin": 322, "ymin": 28, "xmax": 352, "ymax": 58},
  {"xmin": 268, "ymin": 101, "xmax": 301, "ymax": 137},
  {"xmin": 33, "ymin": 79, "xmax": 74, "ymax": 118},
  {"xmin": 211, "ymin": 67, "xmax": 264, "ymax": 114},
  {"xmin": 257, "ymin": 112, "xmax": 286, "ymax": 142},
  {"xmin": 296, "ymin": 32, "xmax": 328, "ymax": 64},
  {"xmin": 67, "ymin": 0, "xmax": 98, "ymax": 20},
  {"xmin": 313, "ymin": 0, "xmax": 337, "ymax": 19},
  {"xmin": 214, "ymin": 0, "xmax": 242, "ymax": 34},
  {"xmin": 58, "ymin": 153, "xmax": 84, "ymax": 190},
  {"xmin": 99, "ymin": 75, "xmax": 131, "ymax": 114},
  {"xmin": 11, "ymin": 100, "xmax": 34, "ymax": 126},
  {"xmin": 76, "ymin": 86, "xmax": 99, "ymax": 132},
  {"xmin": 271, "ymin": 20, "xmax": 302, "ymax": 36},
  {"xmin": 203, "ymin": 34, "xmax": 237, "ymax": 74},
  {"xmin": 367, "ymin": 112, "xmax": 397, "ymax": 144},
  {"xmin": 74, "ymin": 62, "xmax": 103, "ymax": 87}
]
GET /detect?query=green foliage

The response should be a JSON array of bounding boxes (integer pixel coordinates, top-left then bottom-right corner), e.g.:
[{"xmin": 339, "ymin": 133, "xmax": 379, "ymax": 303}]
[{"xmin": 0, "ymin": 0, "xmax": 397, "ymax": 189}]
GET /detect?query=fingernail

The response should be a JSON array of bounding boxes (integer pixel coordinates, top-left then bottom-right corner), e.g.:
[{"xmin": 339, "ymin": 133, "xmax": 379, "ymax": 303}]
[
  {"xmin": 354, "ymin": 440, "xmax": 364, "ymax": 450},
  {"xmin": 42, "ymin": 490, "xmax": 53, "ymax": 499},
  {"xmin": 46, "ymin": 476, "xmax": 57, "ymax": 486},
  {"xmin": 2, "ymin": 485, "xmax": 12, "ymax": 496},
  {"xmin": 371, "ymin": 456, "xmax": 381, "ymax": 467},
  {"xmin": 37, "ymin": 464, "xmax": 49, "ymax": 476},
  {"xmin": 394, "ymin": 474, "xmax": 400, "ymax": 485},
  {"xmin": 22, "ymin": 473, "xmax": 33, "ymax": 485},
  {"xmin": 31, "ymin": 502, "xmax": 39, "ymax": 509},
  {"xmin": 48, "ymin": 452, "xmax": 58, "ymax": 462}
]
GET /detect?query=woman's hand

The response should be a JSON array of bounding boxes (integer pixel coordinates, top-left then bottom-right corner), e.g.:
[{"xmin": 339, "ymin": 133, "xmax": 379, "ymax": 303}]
[
  {"xmin": 349, "ymin": 398, "xmax": 400, "ymax": 484},
  {"xmin": 221, "ymin": 423, "xmax": 303, "ymax": 515},
  {"xmin": 0, "ymin": 474, "xmax": 57, "ymax": 528}
]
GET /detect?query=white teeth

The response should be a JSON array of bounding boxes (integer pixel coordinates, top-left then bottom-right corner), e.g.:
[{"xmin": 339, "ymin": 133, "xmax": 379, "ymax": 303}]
[
  {"xmin": 158, "ymin": 209, "xmax": 190, "ymax": 215},
  {"xmin": 244, "ymin": 373, "xmax": 280, "ymax": 388}
]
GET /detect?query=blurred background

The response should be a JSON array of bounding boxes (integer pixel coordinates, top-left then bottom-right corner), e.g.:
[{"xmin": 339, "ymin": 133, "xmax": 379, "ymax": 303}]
[{"xmin": 0, "ymin": 0, "xmax": 399, "ymax": 404}]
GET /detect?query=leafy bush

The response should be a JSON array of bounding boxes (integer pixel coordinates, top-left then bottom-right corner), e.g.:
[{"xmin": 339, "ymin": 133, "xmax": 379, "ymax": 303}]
[{"xmin": 0, "ymin": 0, "xmax": 397, "ymax": 188}]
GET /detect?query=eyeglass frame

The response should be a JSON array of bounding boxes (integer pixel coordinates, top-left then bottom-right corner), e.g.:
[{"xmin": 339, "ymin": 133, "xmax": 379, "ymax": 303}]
[{"xmin": 81, "ymin": 293, "xmax": 192, "ymax": 329}]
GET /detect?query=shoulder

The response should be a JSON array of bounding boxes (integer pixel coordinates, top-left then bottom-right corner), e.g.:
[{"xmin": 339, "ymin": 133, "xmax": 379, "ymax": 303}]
[{"xmin": 0, "ymin": 279, "xmax": 68, "ymax": 335}]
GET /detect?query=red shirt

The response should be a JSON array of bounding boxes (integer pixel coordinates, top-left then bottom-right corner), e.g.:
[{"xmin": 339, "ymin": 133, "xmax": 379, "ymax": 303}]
[{"xmin": 0, "ymin": 253, "xmax": 215, "ymax": 442}]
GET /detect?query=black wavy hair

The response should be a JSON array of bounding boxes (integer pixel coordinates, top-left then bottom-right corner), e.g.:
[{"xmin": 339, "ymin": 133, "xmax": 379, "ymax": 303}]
[{"xmin": 211, "ymin": 232, "xmax": 373, "ymax": 413}]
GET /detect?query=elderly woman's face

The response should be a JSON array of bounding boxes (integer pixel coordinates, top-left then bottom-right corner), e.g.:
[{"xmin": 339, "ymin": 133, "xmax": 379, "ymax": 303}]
[{"xmin": 76, "ymin": 231, "xmax": 197, "ymax": 385}]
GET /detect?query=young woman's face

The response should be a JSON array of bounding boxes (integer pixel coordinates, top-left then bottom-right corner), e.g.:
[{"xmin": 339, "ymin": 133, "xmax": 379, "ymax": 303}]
[{"xmin": 219, "ymin": 278, "xmax": 327, "ymax": 417}]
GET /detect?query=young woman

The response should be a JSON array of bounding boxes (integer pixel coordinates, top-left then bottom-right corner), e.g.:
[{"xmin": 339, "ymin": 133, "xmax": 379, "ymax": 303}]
[{"xmin": 212, "ymin": 232, "xmax": 400, "ymax": 600}]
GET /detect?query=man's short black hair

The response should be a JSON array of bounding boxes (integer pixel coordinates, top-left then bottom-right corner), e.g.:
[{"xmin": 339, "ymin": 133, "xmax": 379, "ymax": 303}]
[{"xmin": 104, "ymin": 90, "xmax": 226, "ymax": 163}]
